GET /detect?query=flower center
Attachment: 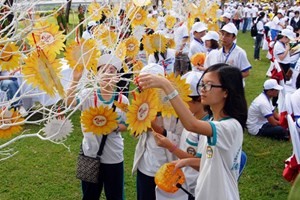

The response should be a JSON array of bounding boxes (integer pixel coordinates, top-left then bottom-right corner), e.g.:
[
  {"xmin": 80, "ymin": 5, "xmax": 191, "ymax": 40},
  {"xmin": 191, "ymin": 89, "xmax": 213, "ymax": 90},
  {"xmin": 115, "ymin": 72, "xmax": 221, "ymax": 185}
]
[
  {"xmin": 135, "ymin": 13, "xmax": 142, "ymax": 20},
  {"xmin": 40, "ymin": 32, "xmax": 55, "ymax": 44},
  {"xmin": 0, "ymin": 118, "xmax": 12, "ymax": 130},
  {"xmin": 127, "ymin": 43, "xmax": 136, "ymax": 52},
  {"xmin": 93, "ymin": 115, "xmax": 107, "ymax": 127},
  {"xmin": 137, "ymin": 102, "xmax": 149, "ymax": 121},
  {"xmin": 0, "ymin": 45, "xmax": 13, "ymax": 62}
]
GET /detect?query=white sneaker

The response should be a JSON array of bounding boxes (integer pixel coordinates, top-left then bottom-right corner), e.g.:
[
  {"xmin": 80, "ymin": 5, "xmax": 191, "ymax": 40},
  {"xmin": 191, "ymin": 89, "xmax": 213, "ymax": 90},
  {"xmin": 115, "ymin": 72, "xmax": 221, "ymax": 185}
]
[{"xmin": 18, "ymin": 106, "xmax": 28, "ymax": 117}]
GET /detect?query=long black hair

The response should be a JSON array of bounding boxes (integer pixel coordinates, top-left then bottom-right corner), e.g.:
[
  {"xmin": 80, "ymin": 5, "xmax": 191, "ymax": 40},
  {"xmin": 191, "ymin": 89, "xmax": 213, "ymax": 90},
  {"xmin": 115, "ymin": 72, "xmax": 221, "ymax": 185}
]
[{"xmin": 197, "ymin": 63, "xmax": 248, "ymax": 129}]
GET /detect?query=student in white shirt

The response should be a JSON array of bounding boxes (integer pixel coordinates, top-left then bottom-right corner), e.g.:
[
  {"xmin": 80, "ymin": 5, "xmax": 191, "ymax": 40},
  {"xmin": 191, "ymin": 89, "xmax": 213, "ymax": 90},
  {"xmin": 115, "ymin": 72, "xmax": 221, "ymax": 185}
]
[
  {"xmin": 254, "ymin": 12, "xmax": 266, "ymax": 60},
  {"xmin": 138, "ymin": 63, "xmax": 247, "ymax": 200},
  {"xmin": 82, "ymin": 21, "xmax": 97, "ymax": 40},
  {"xmin": 202, "ymin": 31, "xmax": 220, "ymax": 69},
  {"xmin": 247, "ymin": 79, "xmax": 289, "ymax": 140},
  {"xmin": 270, "ymin": 9, "xmax": 285, "ymax": 40},
  {"xmin": 65, "ymin": 54, "xmax": 128, "ymax": 200}
]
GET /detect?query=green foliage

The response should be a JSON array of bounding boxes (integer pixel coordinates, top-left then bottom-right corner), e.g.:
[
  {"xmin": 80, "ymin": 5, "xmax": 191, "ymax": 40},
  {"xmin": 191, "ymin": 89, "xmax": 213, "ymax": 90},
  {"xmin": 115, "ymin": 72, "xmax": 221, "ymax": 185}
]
[
  {"xmin": 288, "ymin": 175, "xmax": 300, "ymax": 200},
  {"xmin": 0, "ymin": 31, "xmax": 293, "ymax": 199}
]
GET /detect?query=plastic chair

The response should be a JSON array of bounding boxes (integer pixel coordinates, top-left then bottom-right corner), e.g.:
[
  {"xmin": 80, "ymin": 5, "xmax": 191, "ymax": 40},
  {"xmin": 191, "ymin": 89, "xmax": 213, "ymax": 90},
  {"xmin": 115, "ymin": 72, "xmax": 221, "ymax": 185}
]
[{"xmin": 238, "ymin": 150, "xmax": 247, "ymax": 181}]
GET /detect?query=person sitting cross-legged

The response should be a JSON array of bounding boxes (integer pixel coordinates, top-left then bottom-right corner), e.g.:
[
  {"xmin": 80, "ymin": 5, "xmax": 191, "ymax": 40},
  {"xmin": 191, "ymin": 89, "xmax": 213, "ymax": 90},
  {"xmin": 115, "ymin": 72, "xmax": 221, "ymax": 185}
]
[{"xmin": 246, "ymin": 79, "xmax": 289, "ymax": 140}]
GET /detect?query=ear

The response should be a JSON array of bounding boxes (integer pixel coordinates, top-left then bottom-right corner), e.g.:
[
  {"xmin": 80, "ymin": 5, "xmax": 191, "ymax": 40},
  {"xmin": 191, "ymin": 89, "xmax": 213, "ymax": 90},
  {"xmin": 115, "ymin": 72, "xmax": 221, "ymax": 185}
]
[{"xmin": 223, "ymin": 89, "xmax": 228, "ymax": 98}]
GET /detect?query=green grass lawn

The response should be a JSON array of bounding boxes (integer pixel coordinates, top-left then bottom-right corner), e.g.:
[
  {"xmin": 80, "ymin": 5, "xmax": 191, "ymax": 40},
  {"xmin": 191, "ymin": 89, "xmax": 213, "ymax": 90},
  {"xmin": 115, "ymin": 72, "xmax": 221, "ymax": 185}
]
[{"xmin": 0, "ymin": 30, "xmax": 293, "ymax": 199}]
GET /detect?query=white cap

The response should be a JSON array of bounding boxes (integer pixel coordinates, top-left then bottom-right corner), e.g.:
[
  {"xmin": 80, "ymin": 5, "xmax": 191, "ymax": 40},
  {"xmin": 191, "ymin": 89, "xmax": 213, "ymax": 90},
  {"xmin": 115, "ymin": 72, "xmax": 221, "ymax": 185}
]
[
  {"xmin": 277, "ymin": 9, "xmax": 285, "ymax": 15},
  {"xmin": 98, "ymin": 54, "xmax": 122, "ymax": 71},
  {"xmin": 222, "ymin": 12, "xmax": 232, "ymax": 19},
  {"xmin": 140, "ymin": 63, "xmax": 165, "ymax": 76},
  {"xmin": 286, "ymin": 25, "xmax": 294, "ymax": 32},
  {"xmin": 191, "ymin": 22, "xmax": 207, "ymax": 33},
  {"xmin": 263, "ymin": 79, "xmax": 283, "ymax": 90},
  {"xmin": 221, "ymin": 23, "xmax": 238, "ymax": 36},
  {"xmin": 281, "ymin": 29, "xmax": 296, "ymax": 40},
  {"xmin": 202, "ymin": 31, "xmax": 220, "ymax": 41},
  {"xmin": 181, "ymin": 71, "xmax": 202, "ymax": 96},
  {"xmin": 88, "ymin": 21, "xmax": 97, "ymax": 27}
]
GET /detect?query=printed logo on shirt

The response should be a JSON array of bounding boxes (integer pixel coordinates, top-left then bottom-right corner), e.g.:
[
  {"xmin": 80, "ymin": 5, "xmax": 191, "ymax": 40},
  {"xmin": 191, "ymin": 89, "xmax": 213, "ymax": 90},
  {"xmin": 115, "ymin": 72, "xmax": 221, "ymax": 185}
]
[
  {"xmin": 206, "ymin": 146, "xmax": 213, "ymax": 158},
  {"xmin": 186, "ymin": 147, "xmax": 197, "ymax": 156}
]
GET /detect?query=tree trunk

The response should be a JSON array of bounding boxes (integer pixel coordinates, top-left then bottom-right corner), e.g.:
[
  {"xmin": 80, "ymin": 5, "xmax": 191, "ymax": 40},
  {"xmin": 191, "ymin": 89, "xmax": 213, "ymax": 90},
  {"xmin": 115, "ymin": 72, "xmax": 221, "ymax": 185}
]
[{"xmin": 65, "ymin": 0, "xmax": 72, "ymax": 23}]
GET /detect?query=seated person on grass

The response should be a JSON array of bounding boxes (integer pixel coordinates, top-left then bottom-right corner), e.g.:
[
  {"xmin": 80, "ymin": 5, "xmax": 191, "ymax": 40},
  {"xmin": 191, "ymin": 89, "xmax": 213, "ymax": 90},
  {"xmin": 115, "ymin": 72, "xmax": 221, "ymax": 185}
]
[{"xmin": 246, "ymin": 79, "xmax": 289, "ymax": 140}]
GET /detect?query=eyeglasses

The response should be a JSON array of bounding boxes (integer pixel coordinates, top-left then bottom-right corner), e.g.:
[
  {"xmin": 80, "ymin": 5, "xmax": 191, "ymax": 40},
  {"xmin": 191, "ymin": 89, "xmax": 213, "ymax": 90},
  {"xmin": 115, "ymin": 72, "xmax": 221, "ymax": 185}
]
[{"xmin": 198, "ymin": 82, "xmax": 223, "ymax": 92}]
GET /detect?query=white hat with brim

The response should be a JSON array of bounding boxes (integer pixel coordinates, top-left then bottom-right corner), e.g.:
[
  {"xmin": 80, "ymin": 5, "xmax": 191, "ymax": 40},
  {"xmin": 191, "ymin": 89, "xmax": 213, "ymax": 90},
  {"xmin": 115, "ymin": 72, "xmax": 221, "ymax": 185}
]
[
  {"xmin": 140, "ymin": 63, "xmax": 165, "ymax": 76},
  {"xmin": 277, "ymin": 9, "xmax": 285, "ymax": 15},
  {"xmin": 181, "ymin": 71, "xmax": 202, "ymax": 96},
  {"xmin": 192, "ymin": 22, "xmax": 208, "ymax": 33},
  {"xmin": 263, "ymin": 79, "xmax": 283, "ymax": 90},
  {"xmin": 221, "ymin": 23, "xmax": 238, "ymax": 36},
  {"xmin": 222, "ymin": 12, "xmax": 232, "ymax": 19},
  {"xmin": 281, "ymin": 29, "xmax": 296, "ymax": 40},
  {"xmin": 202, "ymin": 31, "xmax": 220, "ymax": 41},
  {"xmin": 97, "ymin": 54, "xmax": 122, "ymax": 71}
]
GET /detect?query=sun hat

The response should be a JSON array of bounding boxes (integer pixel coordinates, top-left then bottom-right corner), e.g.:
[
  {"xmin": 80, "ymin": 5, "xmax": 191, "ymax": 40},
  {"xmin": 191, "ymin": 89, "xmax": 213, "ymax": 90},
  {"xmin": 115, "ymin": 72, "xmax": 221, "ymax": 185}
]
[
  {"xmin": 221, "ymin": 23, "xmax": 238, "ymax": 36},
  {"xmin": 191, "ymin": 22, "xmax": 208, "ymax": 33},
  {"xmin": 281, "ymin": 29, "xmax": 296, "ymax": 40},
  {"xmin": 181, "ymin": 71, "xmax": 202, "ymax": 96},
  {"xmin": 140, "ymin": 63, "xmax": 165, "ymax": 76},
  {"xmin": 263, "ymin": 79, "xmax": 283, "ymax": 90},
  {"xmin": 202, "ymin": 31, "xmax": 220, "ymax": 41},
  {"xmin": 97, "ymin": 54, "xmax": 122, "ymax": 71}
]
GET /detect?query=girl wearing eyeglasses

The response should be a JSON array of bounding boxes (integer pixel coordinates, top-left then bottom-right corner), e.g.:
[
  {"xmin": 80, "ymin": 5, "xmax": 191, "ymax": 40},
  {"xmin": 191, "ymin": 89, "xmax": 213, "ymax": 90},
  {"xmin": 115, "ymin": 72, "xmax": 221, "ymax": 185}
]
[{"xmin": 137, "ymin": 63, "xmax": 247, "ymax": 200}]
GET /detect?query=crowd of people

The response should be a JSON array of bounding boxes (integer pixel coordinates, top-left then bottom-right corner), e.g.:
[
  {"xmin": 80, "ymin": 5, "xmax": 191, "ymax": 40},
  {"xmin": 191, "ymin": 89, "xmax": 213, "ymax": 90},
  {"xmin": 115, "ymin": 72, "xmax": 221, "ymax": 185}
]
[{"xmin": 1, "ymin": 0, "xmax": 300, "ymax": 199}]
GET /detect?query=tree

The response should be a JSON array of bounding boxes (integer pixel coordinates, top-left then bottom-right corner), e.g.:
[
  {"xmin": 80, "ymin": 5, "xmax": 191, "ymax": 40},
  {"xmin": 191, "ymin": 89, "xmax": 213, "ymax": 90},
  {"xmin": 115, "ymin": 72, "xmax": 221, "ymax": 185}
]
[{"xmin": 65, "ymin": 0, "xmax": 72, "ymax": 23}]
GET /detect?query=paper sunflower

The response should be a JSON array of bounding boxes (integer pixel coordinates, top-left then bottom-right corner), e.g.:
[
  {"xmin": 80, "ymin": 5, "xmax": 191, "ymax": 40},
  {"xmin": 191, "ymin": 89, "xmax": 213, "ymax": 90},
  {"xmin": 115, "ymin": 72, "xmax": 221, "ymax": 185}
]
[
  {"xmin": 81, "ymin": 105, "xmax": 118, "ymax": 135},
  {"xmin": 150, "ymin": 34, "xmax": 168, "ymax": 53},
  {"xmin": 165, "ymin": 15, "xmax": 176, "ymax": 29},
  {"xmin": 125, "ymin": 36, "xmax": 140, "ymax": 58},
  {"xmin": 132, "ymin": 0, "xmax": 151, "ymax": 6},
  {"xmin": 146, "ymin": 17, "xmax": 159, "ymax": 30},
  {"xmin": 129, "ymin": 7, "xmax": 147, "ymax": 27},
  {"xmin": 0, "ymin": 42, "xmax": 21, "ymax": 71},
  {"xmin": 43, "ymin": 118, "xmax": 73, "ymax": 141},
  {"xmin": 158, "ymin": 73, "xmax": 191, "ymax": 118},
  {"xmin": 126, "ymin": 89, "xmax": 159, "ymax": 136},
  {"xmin": 22, "ymin": 50, "xmax": 65, "ymax": 97},
  {"xmin": 163, "ymin": 0, "xmax": 173, "ymax": 10},
  {"xmin": 142, "ymin": 34, "xmax": 155, "ymax": 54},
  {"xmin": 27, "ymin": 20, "xmax": 65, "ymax": 58},
  {"xmin": 132, "ymin": 60, "xmax": 144, "ymax": 72},
  {"xmin": 191, "ymin": 53, "xmax": 206, "ymax": 66},
  {"xmin": 65, "ymin": 39, "xmax": 100, "ymax": 72},
  {"xmin": 87, "ymin": 2, "xmax": 103, "ymax": 22},
  {"xmin": 99, "ymin": 30, "xmax": 118, "ymax": 49},
  {"xmin": 115, "ymin": 42, "xmax": 127, "ymax": 61},
  {"xmin": 168, "ymin": 38, "xmax": 176, "ymax": 49},
  {"xmin": 0, "ymin": 109, "xmax": 24, "ymax": 139},
  {"xmin": 114, "ymin": 101, "xmax": 129, "ymax": 113}
]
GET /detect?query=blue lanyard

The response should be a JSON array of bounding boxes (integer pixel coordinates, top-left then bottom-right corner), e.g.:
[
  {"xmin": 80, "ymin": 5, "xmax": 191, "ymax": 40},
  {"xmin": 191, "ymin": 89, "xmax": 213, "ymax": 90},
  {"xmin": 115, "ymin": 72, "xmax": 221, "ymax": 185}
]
[{"xmin": 222, "ymin": 43, "xmax": 236, "ymax": 63}]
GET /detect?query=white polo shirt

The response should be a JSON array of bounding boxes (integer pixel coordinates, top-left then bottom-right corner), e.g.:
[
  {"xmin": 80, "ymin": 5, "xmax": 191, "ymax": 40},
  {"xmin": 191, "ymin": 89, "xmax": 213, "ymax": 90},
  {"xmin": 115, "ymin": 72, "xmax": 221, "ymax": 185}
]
[
  {"xmin": 247, "ymin": 92, "xmax": 274, "ymax": 135},
  {"xmin": 195, "ymin": 118, "xmax": 243, "ymax": 200},
  {"xmin": 188, "ymin": 38, "xmax": 207, "ymax": 58},
  {"xmin": 274, "ymin": 41, "xmax": 291, "ymax": 64},
  {"xmin": 204, "ymin": 49, "xmax": 220, "ymax": 68},
  {"xmin": 291, "ymin": 89, "xmax": 300, "ymax": 119},
  {"xmin": 77, "ymin": 88, "xmax": 129, "ymax": 164},
  {"xmin": 174, "ymin": 23, "xmax": 189, "ymax": 53},
  {"xmin": 271, "ymin": 16, "xmax": 283, "ymax": 31}
]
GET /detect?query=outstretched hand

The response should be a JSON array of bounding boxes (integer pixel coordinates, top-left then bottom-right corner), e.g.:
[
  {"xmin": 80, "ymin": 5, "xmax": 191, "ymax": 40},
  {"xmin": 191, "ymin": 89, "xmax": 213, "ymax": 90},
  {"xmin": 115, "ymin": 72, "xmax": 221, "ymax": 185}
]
[{"xmin": 136, "ymin": 73, "xmax": 168, "ymax": 90}]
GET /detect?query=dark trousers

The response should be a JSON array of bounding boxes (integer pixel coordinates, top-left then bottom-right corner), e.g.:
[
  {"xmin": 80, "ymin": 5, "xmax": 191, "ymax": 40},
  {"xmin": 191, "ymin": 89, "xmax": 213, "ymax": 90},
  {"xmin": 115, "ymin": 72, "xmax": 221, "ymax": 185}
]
[
  {"xmin": 254, "ymin": 34, "xmax": 263, "ymax": 59},
  {"xmin": 257, "ymin": 123, "xmax": 289, "ymax": 141},
  {"xmin": 136, "ymin": 169, "xmax": 156, "ymax": 200},
  {"xmin": 82, "ymin": 162, "xmax": 124, "ymax": 200}
]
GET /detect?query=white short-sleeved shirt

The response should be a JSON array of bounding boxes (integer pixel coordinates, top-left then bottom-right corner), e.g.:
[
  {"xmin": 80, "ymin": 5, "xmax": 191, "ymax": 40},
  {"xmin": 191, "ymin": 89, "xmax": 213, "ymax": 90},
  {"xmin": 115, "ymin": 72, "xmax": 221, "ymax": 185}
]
[
  {"xmin": 271, "ymin": 16, "xmax": 283, "ymax": 31},
  {"xmin": 204, "ymin": 49, "xmax": 220, "ymax": 68},
  {"xmin": 174, "ymin": 24, "xmax": 189, "ymax": 53},
  {"xmin": 148, "ymin": 49, "xmax": 176, "ymax": 75},
  {"xmin": 217, "ymin": 44, "xmax": 252, "ymax": 73},
  {"xmin": 77, "ymin": 88, "xmax": 129, "ymax": 164},
  {"xmin": 256, "ymin": 20, "xmax": 264, "ymax": 34},
  {"xmin": 291, "ymin": 89, "xmax": 300, "ymax": 119},
  {"xmin": 195, "ymin": 118, "xmax": 243, "ymax": 200},
  {"xmin": 274, "ymin": 41, "xmax": 291, "ymax": 64},
  {"xmin": 188, "ymin": 38, "xmax": 207, "ymax": 58},
  {"xmin": 247, "ymin": 92, "xmax": 274, "ymax": 135}
]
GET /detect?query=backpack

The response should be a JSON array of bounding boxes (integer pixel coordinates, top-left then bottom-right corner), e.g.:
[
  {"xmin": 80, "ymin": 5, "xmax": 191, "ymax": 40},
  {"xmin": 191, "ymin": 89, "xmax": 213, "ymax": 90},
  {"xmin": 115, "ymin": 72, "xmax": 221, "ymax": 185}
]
[{"xmin": 250, "ymin": 23, "xmax": 258, "ymax": 37}]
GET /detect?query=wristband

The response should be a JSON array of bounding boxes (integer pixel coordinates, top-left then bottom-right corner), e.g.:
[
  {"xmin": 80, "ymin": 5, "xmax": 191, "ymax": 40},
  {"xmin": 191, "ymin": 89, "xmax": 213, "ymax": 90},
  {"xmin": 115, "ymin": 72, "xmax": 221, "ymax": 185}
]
[
  {"xmin": 163, "ymin": 90, "xmax": 179, "ymax": 102},
  {"xmin": 169, "ymin": 143, "xmax": 177, "ymax": 153}
]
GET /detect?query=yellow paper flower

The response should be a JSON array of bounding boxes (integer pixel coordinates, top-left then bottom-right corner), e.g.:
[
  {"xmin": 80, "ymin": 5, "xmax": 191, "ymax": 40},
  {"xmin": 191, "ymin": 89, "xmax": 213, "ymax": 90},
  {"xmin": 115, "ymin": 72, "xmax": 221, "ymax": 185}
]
[
  {"xmin": 191, "ymin": 53, "xmax": 206, "ymax": 66},
  {"xmin": 126, "ymin": 89, "xmax": 159, "ymax": 136},
  {"xmin": 114, "ymin": 101, "xmax": 129, "ymax": 112},
  {"xmin": 22, "ymin": 50, "xmax": 65, "ymax": 97},
  {"xmin": 150, "ymin": 34, "xmax": 168, "ymax": 53},
  {"xmin": 65, "ymin": 39, "xmax": 100, "ymax": 72},
  {"xmin": 146, "ymin": 17, "xmax": 158, "ymax": 30},
  {"xmin": 125, "ymin": 36, "xmax": 140, "ymax": 58},
  {"xmin": 132, "ymin": 0, "xmax": 151, "ymax": 6},
  {"xmin": 115, "ymin": 42, "xmax": 127, "ymax": 61},
  {"xmin": 27, "ymin": 20, "xmax": 65, "ymax": 58},
  {"xmin": 163, "ymin": 0, "xmax": 173, "ymax": 10},
  {"xmin": 132, "ymin": 60, "xmax": 144, "ymax": 72},
  {"xmin": 168, "ymin": 38, "xmax": 176, "ymax": 49},
  {"xmin": 158, "ymin": 73, "xmax": 191, "ymax": 117},
  {"xmin": 0, "ymin": 42, "xmax": 21, "ymax": 71},
  {"xmin": 81, "ymin": 105, "xmax": 118, "ymax": 135},
  {"xmin": 129, "ymin": 7, "xmax": 147, "ymax": 27},
  {"xmin": 88, "ymin": 2, "xmax": 103, "ymax": 21},
  {"xmin": 142, "ymin": 34, "xmax": 155, "ymax": 54},
  {"xmin": 0, "ymin": 109, "xmax": 24, "ymax": 139},
  {"xmin": 165, "ymin": 15, "xmax": 176, "ymax": 29},
  {"xmin": 99, "ymin": 30, "xmax": 118, "ymax": 49}
]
